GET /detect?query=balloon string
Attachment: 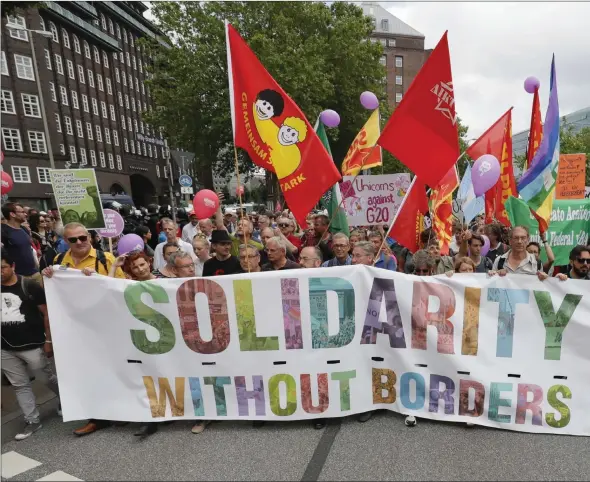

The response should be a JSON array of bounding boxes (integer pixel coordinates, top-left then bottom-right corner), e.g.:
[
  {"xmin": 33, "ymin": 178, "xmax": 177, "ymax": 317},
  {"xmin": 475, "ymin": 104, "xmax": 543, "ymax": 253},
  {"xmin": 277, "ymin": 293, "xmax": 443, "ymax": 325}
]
[{"xmin": 233, "ymin": 145, "xmax": 250, "ymax": 273}]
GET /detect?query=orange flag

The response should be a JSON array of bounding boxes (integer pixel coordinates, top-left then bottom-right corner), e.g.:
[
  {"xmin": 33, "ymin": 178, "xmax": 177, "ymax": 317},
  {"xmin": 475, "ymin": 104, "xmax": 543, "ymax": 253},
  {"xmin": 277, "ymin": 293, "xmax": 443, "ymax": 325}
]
[
  {"xmin": 430, "ymin": 166, "xmax": 459, "ymax": 255},
  {"xmin": 341, "ymin": 109, "xmax": 382, "ymax": 175},
  {"xmin": 526, "ymin": 88, "xmax": 543, "ymax": 170}
]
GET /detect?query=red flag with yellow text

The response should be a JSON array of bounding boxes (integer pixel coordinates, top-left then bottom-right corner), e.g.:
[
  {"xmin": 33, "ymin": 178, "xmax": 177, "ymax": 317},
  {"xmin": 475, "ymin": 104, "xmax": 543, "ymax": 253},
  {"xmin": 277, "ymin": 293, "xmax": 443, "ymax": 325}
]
[
  {"xmin": 430, "ymin": 166, "xmax": 459, "ymax": 255},
  {"xmin": 386, "ymin": 177, "xmax": 429, "ymax": 253},
  {"xmin": 341, "ymin": 109, "xmax": 382, "ymax": 175},
  {"xmin": 377, "ymin": 32, "xmax": 459, "ymax": 188},
  {"xmin": 225, "ymin": 22, "xmax": 341, "ymax": 226},
  {"xmin": 466, "ymin": 109, "xmax": 516, "ymax": 226},
  {"xmin": 526, "ymin": 89, "xmax": 543, "ymax": 170}
]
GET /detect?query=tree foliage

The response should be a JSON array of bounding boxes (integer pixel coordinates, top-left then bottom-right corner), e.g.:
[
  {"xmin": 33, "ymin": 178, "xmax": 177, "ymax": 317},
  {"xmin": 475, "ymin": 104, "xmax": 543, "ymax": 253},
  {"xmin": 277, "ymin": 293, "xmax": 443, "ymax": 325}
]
[{"xmin": 143, "ymin": 1, "xmax": 389, "ymax": 188}]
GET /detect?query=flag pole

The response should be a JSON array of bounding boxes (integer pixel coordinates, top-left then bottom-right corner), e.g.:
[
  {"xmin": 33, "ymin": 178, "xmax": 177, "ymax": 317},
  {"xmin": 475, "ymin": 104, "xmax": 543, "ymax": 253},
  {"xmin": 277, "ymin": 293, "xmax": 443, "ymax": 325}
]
[{"xmin": 232, "ymin": 145, "xmax": 251, "ymax": 273}]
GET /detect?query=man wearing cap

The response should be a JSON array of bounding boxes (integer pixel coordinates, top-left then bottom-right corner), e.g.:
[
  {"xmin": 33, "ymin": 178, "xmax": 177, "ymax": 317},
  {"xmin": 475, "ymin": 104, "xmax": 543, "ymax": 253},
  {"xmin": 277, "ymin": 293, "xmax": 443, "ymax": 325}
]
[
  {"xmin": 202, "ymin": 230, "xmax": 242, "ymax": 277},
  {"xmin": 181, "ymin": 213, "xmax": 200, "ymax": 243}
]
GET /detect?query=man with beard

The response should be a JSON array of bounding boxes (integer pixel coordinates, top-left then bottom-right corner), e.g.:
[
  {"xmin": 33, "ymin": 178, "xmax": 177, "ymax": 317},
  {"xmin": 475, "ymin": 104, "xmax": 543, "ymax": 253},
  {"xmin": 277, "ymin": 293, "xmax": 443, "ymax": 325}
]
[{"xmin": 556, "ymin": 245, "xmax": 590, "ymax": 280}]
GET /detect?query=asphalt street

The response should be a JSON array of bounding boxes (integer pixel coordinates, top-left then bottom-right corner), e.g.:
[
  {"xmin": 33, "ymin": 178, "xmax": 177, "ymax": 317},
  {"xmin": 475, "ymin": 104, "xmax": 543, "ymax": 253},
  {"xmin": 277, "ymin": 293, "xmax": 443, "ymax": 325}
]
[{"xmin": 2, "ymin": 399, "xmax": 590, "ymax": 481}]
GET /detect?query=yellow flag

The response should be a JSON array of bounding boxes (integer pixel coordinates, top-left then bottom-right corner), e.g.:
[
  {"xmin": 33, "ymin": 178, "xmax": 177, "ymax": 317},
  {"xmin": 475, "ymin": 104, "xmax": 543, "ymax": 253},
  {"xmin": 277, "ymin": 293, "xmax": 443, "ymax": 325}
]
[{"xmin": 341, "ymin": 109, "xmax": 382, "ymax": 175}]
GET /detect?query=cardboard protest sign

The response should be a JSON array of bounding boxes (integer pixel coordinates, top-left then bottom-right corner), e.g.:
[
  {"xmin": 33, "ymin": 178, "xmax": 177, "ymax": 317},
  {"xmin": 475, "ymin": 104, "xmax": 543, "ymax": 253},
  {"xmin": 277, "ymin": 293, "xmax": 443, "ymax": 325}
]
[{"xmin": 556, "ymin": 154, "xmax": 586, "ymax": 199}]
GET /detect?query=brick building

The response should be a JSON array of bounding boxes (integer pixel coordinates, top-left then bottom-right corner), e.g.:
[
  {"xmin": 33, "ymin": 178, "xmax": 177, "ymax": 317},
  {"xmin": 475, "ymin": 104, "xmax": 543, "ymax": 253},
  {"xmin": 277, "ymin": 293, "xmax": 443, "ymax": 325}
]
[
  {"xmin": 361, "ymin": 2, "xmax": 429, "ymax": 108},
  {"xmin": 1, "ymin": 1, "xmax": 179, "ymax": 210}
]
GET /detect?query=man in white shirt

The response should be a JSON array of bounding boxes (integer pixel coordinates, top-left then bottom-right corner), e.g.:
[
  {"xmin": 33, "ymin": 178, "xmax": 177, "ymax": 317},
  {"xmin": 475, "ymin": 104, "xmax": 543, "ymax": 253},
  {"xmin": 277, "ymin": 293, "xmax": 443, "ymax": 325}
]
[
  {"xmin": 198, "ymin": 218, "xmax": 214, "ymax": 241},
  {"xmin": 181, "ymin": 213, "xmax": 200, "ymax": 243},
  {"xmin": 153, "ymin": 218, "xmax": 196, "ymax": 270}
]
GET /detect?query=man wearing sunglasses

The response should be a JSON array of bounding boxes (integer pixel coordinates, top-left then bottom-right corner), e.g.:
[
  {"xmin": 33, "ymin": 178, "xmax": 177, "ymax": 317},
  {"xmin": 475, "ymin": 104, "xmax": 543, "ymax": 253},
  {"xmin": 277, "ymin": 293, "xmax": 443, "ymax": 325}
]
[{"xmin": 556, "ymin": 245, "xmax": 590, "ymax": 280}]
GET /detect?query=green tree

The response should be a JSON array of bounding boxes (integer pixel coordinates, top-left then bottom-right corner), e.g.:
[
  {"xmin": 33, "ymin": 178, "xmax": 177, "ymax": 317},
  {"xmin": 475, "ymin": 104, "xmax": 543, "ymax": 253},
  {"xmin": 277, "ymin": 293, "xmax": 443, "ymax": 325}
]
[{"xmin": 143, "ymin": 1, "xmax": 387, "ymax": 189}]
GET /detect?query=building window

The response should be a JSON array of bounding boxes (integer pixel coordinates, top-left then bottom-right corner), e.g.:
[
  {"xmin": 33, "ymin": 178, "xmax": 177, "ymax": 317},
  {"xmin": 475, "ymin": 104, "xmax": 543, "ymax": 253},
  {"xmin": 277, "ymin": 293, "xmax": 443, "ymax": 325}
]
[
  {"xmin": 37, "ymin": 167, "xmax": 51, "ymax": 184},
  {"xmin": 44, "ymin": 49, "xmax": 52, "ymax": 70},
  {"xmin": 71, "ymin": 91, "xmax": 79, "ymax": 109},
  {"xmin": 131, "ymin": 97, "xmax": 136, "ymax": 112},
  {"xmin": 128, "ymin": 117, "xmax": 132, "ymax": 131},
  {"xmin": 156, "ymin": 165, "xmax": 160, "ymax": 178},
  {"xmin": 73, "ymin": 35, "xmax": 80, "ymax": 54},
  {"xmin": 135, "ymin": 77, "xmax": 139, "ymax": 92},
  {"xmin": 49, "ymin": 21, "xmax": 59, "ymax": 42},
  {"xmin": 163, "ymin": 166, "xmax": 168, "ymax": 179},
  {"xmin": 102, "ymin": 51, "xmax": 109, "ymax": 68},
  {"xmin": 141, "ymin": 142, "xmax": 146, "ymax": 156},
  {"xmin": 1, "ymin": 90, "xmax": 15, "ymax": 114},
  {"xmin": 395, "ymin": 56, "xmax": 403, "ymax": 68},
  {"xmin": 54, "ymin": 54, "xmax": 63, "ymax": 75},
  {"xmin": 99, "ymin": 151, "xmax": 106, "ymax": 167},
  {"xmin": 143, "ymin": 101, "xmax": 147, "ymax": 112},
  {"xmin": 109, "ymin": 104, "xmax": 116, "ymax": 120},
  {"xmin": 108, "ymin": 153, "xmax": 114, "ymax": 169},
  {"xmin": 108, "ymin": 18, "xmax": 114, "ymax": 35},
  {"xmin": 28, "ymin": 131, "xmax": 47, "ymax": 153},
  {"xmin": 106, "ymin": 78, "xmax": 112, "ymax": 95},
  {"xmin": 49, "ymin": 82, "xmax": 56, "ymax": 102},
  {"xmin": 130, "ymin": 140, "xmax": 135, "ymax": 154},
  {"xmin": 11, "ymin": 166, "xmax": 30, "ymax": 182},
  {"xmin": 116, "ymin": 154, "xmax": 122, "ymax": 170},
  {"xmin": 119, "ymin": 52, "xmax": 123, "ymax": 63},
  {"xmin": 381, "ymin": 19, "xmax": 389, "ymax": 31},
  {"xmin": 122, "ymin": 71, "xmax": 126, "ymax": 86},
  {"xmin": 130, "ymin": 35, "xmax": 134, "ymax": 48},
  {"xmin": 380, "ymin": 55, "xmax": 386, "ymax": 66},
  {"xmin": 88, "ymin": 70, "xmax": 95, "ymax": 87},
  {"xmin": 62, "ymin": 29, "xmax": 70, "ymax": 48},
  {"xmin": 126, "ymin": 52, "xmax": 130, "ymax": 66},
  {"xmin": 388, "ymin": 39, "xmax": 396, "ymax": 47},
  {"xmin": 84, "ymin": 41, "xmax": 91, "ymax": 59},
  {"xmin": 100, "ymin": 13, "xmax": 106, "ymax": 30},
  {"xmin": 55, "ymin": 113, "xmax": 62, "ymax": 132},
  {"xmin": 396, "ymin": 92, "xmax": 403, "ymax": 103},
  {"xmin": 15, "ymin": 55, "xmax": 34, "ymax": 80},
  {"xmin": 95, "ymin": 125, "xmax": 103, "ymax": 142},
  {"xmin": 123, "ymin": 29, "xmax": 127, "ymax": 43},
  {"xmin": 125, "ymin": 94, "xmax": 129, "ymax": 109},
  {"xmin": 132, "ymin": 56, "xmax": 137, "ymax": 70},
  {"xmin": 1, "ymin": 51, "xmax": 9, "ymax": 76},
  {"xmin": 123, "ymin": 137, "xmax": 128, "ymax": 152},
  {"xmin": 93, "ymin": 46, "xmax": 100, "ymax": 64},
  {"xmin": 395, "ymin": 75, "xmax": 403, "ymax": 85},
  {"xmin": 104, "ymin": 127, "xmax": 111, "ymax": 144},
  {"xmin": 76, "ymin": 120, "xmax": 83, "ymax": 138},
  {"xmin": 82, "ymin": 94, "xmax": 89, "ymax": 112},
  {"xmin": 2, "ymin": 128, "xmax": 23, "ymax": 151},
  {"xmin": 67, "ymin": 59, "xmax": 75, "ymax": 79},
  {"xmin": 77, "ymin": 65, "xmax": 85, "ymax": 83},
  {"xmin": 148, "ymin": 144, "xmax": 152, "ymax": 158},
  {"xmin": 139, "ymin": 59, "xmax": 142, "ymax": 73},
  {"xmin": 379, "ymin": 38, "xmax": 386, "ymax": 46},
  {"xmin": 133, "ymin": 119, "xmax": 138, "ymax": 132},
  {"xmin": 141, "ymin": 83, "xmax": 145, "ymax": 95},
  {"xmin": 39, "ymin": 17, "xmax": 46, "ymax": 31},
  {"xmin": 8, "ymin": 16, "xmax": 28, "ymax": 41},
  {"xmin": 154, "ymin": 146, "xmax": 158, "ymax": 160},
  {"xmin": 137, "ymin": 140, "xmax": 141, "ymax": 153},
  {"xmin": 101, "ymin": 101, "xmax": 107, "ymax": 118},
  {"xmin": 22, "ymin": 93, "xmax": 41, "ymax": 117},
  {"xmin": 97, "ymin": 74, "xmax": 104, "ymax": 91},
  {"xmin": 59, "ymin": 86, "xmax": 69, "ymax": 105},
  {"xmin": 69, "ymin": 145, "xmax": 77, "ymax": 163},
  {"xmin": 59, "ymin": 144, "xmax": 65, "ymax": 155},
  {"xmin": 116, "ymin": 24, "xmax": 121, "ymax": 39},
  {"xmin": 64, "ymin": 116, "xmax": 73, "ymax": 135},
  {"xmin": 90, "ymin": 150, "xmax": 97, "ymax": 166},
  {"xmin": 80, "ymin": 148, "xmax": 87, "ymax": 166},
  {"xmin": 121, "ymin": 116, "xmax": 126, "ymax": 130},
  {"xmin": 369, "ymin": 16, "xmax": 376, "ymax": 29},
  {"xmin": 113, "ymin": 130, "xmax": 119, "ymax": 146},
  {"xmin": 115, "ymin": 68, "xmax": 120, "ymax": 83},
  {"xmin": 117, "ymin": 92, "xmax": 123, "ymax": 107},
  {"xmin": 86, "ymin": 122, "xmax": 93, "ymax": 140}
]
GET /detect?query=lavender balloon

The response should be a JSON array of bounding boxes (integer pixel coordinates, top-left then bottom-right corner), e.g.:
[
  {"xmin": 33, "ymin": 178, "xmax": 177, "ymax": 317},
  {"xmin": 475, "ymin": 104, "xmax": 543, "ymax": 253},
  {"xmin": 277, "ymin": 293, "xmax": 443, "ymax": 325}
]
[
  {"xmin": 360, "ymin": 91, "xmax": 379, "ymax": 110},
  {"xmin": 320, "ymin": 109, "xmax": 340, "ymax": 128},
  {"xmin": 480, "ymin": 234, "xmax": 491, "ymax": 257},
  {"xmin": 524, "ymin": 76, "xmax": 540, "ymax": 94},
  {"xmin": 472, "ymin": 154, "xmax": 500, "ymax": 197},
  {"xmin": 117, "ymin": 233, "xmax": 144, "ymax": 255}
]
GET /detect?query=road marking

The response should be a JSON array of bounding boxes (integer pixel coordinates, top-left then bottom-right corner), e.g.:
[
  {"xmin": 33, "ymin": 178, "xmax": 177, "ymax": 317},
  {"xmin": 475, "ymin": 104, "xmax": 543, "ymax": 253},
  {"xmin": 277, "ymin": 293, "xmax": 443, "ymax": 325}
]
[
  {"xmin": 1, "ymin": 451, "xmax": 42, "ymax": 478},
  {"xmin": 301, "ymin": 420, "xmax": 342, "ymax": 481},
  {"xmin": 37, "ymin": 471, "xmax": 83, "ymax": 481}
]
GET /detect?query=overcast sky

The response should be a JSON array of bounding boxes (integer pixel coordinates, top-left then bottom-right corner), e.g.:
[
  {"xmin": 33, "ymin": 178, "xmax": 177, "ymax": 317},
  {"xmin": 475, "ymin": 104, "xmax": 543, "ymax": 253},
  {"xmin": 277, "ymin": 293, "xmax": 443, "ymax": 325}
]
[{"xmin": 384, "ymin": 1, "xmax": 590, "ymax": 138}]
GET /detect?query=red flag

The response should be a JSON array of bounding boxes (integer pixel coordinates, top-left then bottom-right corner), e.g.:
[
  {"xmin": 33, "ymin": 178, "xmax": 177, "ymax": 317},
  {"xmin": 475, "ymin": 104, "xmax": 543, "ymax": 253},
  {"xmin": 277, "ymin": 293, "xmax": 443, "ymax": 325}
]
[
  {"xmin": 387, "ymin": 177, "xmax": 429, "ymax": 253},
  {"xmin": 377, "ymin": 32, "xmax": 459, "ymax": 189},
  {"xmin": 225, "ymin": 23, "xmax": 341, "ymax": 226},
  {"xmin": 466, "ymin": 108, "xmax": 516, "ymax": 226},
  {"xmin": 526, "ymin": 88, "xmax": 543, "ymax": 170},
  {"xmin": 430, "ymin": 166, "xmax": 459, "ymax": 254}
]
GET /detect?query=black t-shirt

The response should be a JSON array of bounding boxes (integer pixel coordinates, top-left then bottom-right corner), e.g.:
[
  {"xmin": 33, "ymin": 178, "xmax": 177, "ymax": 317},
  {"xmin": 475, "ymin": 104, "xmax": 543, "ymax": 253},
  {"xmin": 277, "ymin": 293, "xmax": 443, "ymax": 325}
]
[
  {"xmin": 261, "ymin": 259, "xmax": 301, "ymax": 271},
  {"xmin": 1, "ymin": 277, "xmax": 47, "ymax": 350},
  {"xmin": 202, "ymin": 256, "xmax": 242, "ymax": 277},
  {"xmin": 1, "ymin": 224, "xmax": 37, "ymax": 275}
]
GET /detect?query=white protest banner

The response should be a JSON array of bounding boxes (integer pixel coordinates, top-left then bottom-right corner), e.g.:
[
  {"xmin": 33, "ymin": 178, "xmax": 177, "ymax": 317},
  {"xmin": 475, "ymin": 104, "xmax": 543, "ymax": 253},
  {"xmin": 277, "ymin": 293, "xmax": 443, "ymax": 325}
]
[
  {"xmin": 45, "ymin": 267, "xmax": 590, "ymax": 436},
  {"xmin": 340, "ymin": 174, "xmax": 410, "ymax": 226}
]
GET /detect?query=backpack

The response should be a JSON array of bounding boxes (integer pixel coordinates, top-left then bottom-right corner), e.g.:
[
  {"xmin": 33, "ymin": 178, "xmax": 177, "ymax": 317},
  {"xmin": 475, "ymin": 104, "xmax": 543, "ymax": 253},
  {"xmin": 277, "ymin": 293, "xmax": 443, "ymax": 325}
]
[
  {"xmin": 54, "ymin": 249, "xmax": 109, "ymax": 274},
  {"xmin": 497, "ymin": 256, "xmax": 542, "ymax": 272}
]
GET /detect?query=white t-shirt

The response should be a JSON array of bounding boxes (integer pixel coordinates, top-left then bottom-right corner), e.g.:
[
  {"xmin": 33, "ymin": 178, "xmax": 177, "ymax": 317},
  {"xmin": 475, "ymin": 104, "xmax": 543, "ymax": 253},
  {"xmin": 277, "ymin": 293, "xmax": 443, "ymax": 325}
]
[
  {"xmin": 153, "ymin": 239, "xmax": 197, "ymax": 270},
  {"xmin": 181, "ymin": 223, "xmax": 200, "ymax": 243}
]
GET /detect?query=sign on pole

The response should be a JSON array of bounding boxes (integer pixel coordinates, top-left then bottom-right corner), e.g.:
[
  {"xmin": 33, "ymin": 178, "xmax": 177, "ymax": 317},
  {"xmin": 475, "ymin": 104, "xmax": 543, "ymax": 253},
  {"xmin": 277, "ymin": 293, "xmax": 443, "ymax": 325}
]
[
  {"xmin": 96, "ymin": 209, "xmax": 125, "ymax": 238},
  {"xmin": 179, "ymin": 175, "xmax": 193, "ymax": 187},
  {"xmin": 180, "ymin": 186, "xmax": 194, "ymax": 195}
]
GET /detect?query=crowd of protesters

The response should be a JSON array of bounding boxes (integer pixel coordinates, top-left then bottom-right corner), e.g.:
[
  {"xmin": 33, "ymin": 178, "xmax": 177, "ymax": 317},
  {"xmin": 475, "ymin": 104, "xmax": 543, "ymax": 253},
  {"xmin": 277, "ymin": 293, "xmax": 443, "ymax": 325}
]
[{"xmin": 1, "ymin": 199, "xmax": 588, "ymax": 441}]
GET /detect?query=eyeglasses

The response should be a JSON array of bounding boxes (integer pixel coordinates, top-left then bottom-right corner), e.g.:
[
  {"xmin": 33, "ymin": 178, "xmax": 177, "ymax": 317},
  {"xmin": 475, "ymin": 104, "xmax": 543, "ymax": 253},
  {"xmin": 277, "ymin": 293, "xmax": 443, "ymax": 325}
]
[
  {"xmin": 278, "ymin": 223, "xmax": 290, "ymax": 228},
  {"xmin": 414, "ymin": 268, "xmax": 430, "ymax": 275},
  {"xmin": 67, "ymin": 235, "xmax": 88, "ymax": 243},
  {"xmin": 300, "ymin": 257, "xmax": 319, "ymax": 262},
  {"xmin": 333, "ymin": 244, "xmax": 348, "ymax": 249},
  {"xmin": 575, "ymin": 258, "xmax": 590, "ymax": 265}
]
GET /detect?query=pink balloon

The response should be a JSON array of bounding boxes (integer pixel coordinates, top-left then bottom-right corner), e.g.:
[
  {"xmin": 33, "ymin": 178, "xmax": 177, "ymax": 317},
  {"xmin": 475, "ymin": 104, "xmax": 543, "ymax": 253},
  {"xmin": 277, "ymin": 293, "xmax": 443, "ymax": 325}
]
[
  {"xmin": 360, "ymin": 91, "xmax": 379, "ymax": 110},
  {"xmin": 236, "ymin": 185, "xmax": 244, "ymax": 196},
  {"xmin": 320, "ymin": 109, "xmax": 340, "ymax": 128},
  {"xmin": 117, "ymin": 234, "xmax": 144, "ymax": 255},
  {"xmin": 1, "ymin": 170, "xmax": 13, "ymax": 195},
  {"xmin": 524, "ymin": 76, "xmax": 540, "ymax": 94},
  {"xmin": 480, "ymin": 234, "xmax": 490, "ymax": 257},
  {"xmin": 193, "ymin": 189, "xmax": 219, "ymax": 219},
  {"xmin": 472, "ymin": 154, "xmax": 500, "ymax": 197}
]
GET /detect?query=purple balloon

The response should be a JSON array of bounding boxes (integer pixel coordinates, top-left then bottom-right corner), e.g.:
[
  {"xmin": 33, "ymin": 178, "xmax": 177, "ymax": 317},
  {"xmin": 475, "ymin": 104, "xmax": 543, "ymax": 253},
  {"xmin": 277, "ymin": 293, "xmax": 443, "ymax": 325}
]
[
  {"xmin": 320, "ymin": 109, "xmax": 340, "ymax": 128},
  {"xmin": 472, "ymin": 154, "xmax": 501, "ymax": 197},
  {"xmin": 360, "ymin": 91, "xmax": 379, "ymax": 110},
  {"xmin": 96, "ymin": 209, "xmax": 125, "ymax": 238},
  {"xmin": 117, "ymin": 233, "xmax": 144, "ymax": 255},
  {"xmin": 480, "ymin": 234, "xmax": 491, "ymax": 257},
  {"xmin": 524, "ymin": 76, "xmax": 540, "ymax": 94}
]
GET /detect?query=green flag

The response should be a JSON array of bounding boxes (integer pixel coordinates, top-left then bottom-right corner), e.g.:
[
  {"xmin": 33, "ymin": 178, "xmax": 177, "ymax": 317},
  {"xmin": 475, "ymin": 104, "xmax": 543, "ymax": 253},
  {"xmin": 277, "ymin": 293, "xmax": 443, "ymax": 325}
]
[
  {"xmin": 505, "ymin": 195, "xmax": 590, "ymax": 265},
  {"xmin": 315, "ymin": 120, "xmax": 350, "ymax": 236}
]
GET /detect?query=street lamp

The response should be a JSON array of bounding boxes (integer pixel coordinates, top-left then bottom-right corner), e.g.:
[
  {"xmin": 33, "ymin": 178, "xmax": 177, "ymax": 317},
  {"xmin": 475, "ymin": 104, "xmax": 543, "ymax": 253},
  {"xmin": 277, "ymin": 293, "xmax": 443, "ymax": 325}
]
[{"xmin": 6, "ymin": 23, "xmax": 56, "ymax": 169}]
